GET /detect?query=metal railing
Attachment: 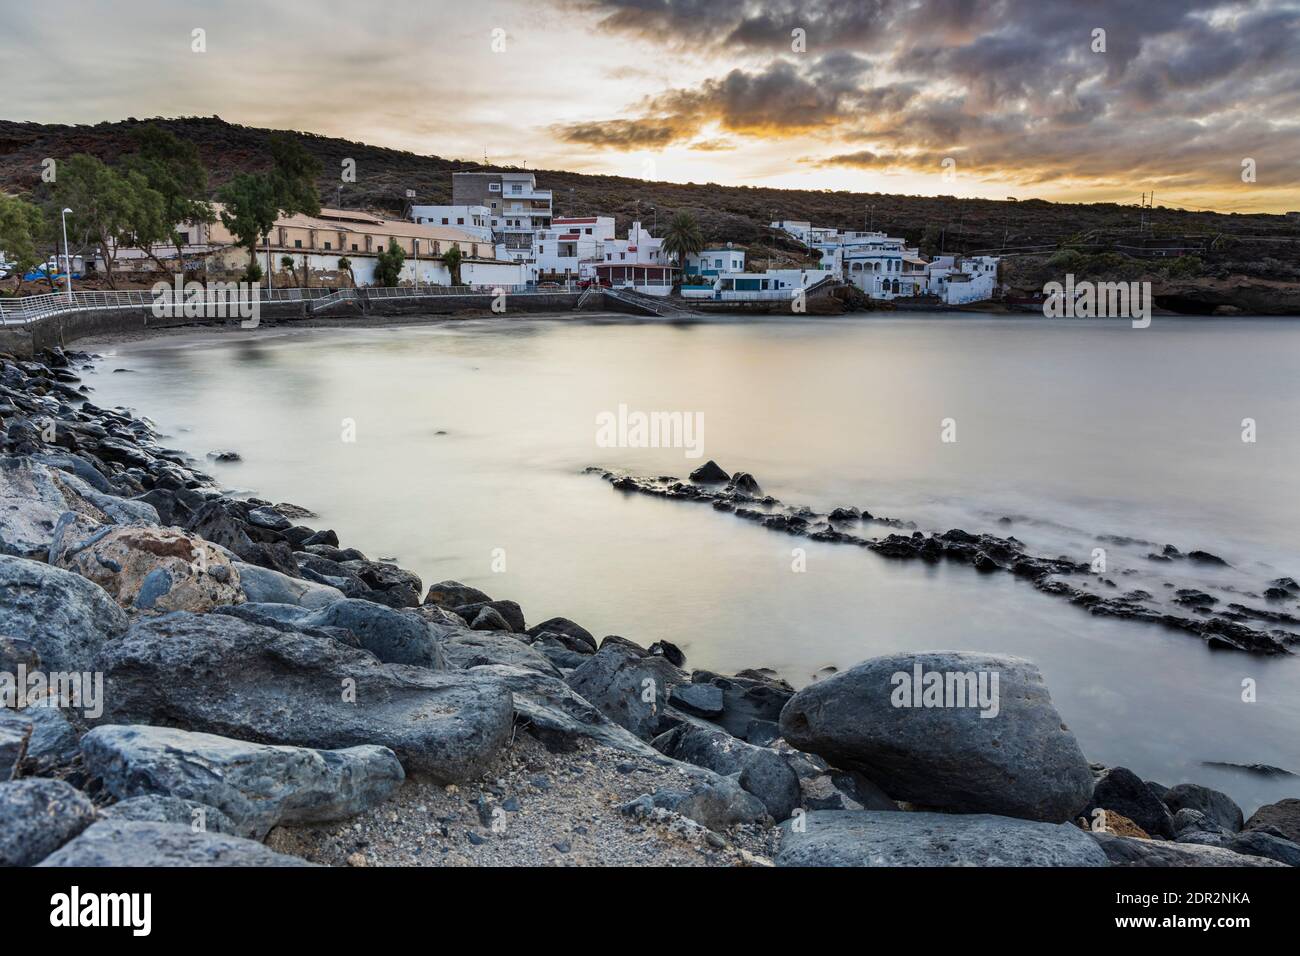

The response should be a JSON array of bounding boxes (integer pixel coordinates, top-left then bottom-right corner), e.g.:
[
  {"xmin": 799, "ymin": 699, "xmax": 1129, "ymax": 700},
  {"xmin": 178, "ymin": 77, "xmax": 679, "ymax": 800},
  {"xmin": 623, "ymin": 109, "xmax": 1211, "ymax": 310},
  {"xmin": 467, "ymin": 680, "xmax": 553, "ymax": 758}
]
[{"xmin": 0, "ymin": 282, "xmax": 583, "ymax": 324}]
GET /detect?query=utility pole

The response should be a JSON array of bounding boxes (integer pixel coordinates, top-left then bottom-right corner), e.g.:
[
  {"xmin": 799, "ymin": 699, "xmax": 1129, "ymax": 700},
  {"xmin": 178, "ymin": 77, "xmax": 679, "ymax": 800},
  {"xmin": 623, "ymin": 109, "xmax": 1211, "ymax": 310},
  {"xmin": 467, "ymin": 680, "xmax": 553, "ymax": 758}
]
[{"xmin": 59, "ymin": 208, "xmax": 73, "ymax": 300}]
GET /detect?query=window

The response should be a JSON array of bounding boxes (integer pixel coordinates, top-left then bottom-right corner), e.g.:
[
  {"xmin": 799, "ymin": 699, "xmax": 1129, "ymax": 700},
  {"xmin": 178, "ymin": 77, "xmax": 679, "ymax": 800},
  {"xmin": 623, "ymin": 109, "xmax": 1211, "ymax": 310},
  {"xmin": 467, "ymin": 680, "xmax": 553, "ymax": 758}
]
[
  {"xmin": 351, "ymin": 243, "xmax": 359, "ymax": 251},
  {"xmin": 294, "ymin": 240, "xmax": 302, "ymax": 248},
  {"xmin": 457, "ymin": 218, "xmax": 464, "ymax": 225},
  {"xmin": 441, "ymin": 218, "xmax": 448, "ymax": 225},
  {"xmin": 324, "ymin": 241, "xmax": 331, "ymax": 250},
  {"xmin": 489, "ymin": 183, "xmax": 501, "ymax": 192}
]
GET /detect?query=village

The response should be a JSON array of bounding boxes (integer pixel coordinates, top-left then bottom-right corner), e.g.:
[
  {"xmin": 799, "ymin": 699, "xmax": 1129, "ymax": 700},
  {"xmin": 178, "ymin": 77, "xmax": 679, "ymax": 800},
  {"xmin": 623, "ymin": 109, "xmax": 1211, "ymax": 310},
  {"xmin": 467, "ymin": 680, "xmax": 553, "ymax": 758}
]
[{"xmin": 6, "ymin": 167, "xmax": 1002, "ymax": 311}]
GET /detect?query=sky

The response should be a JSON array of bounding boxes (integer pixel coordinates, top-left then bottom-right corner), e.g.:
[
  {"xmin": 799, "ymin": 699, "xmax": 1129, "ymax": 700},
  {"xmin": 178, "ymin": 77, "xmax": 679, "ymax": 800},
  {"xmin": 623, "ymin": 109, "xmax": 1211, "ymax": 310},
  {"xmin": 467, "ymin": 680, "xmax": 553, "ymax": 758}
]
[{"xmin": 3, "ymin": 0, "xmax": 1298, "ymax": 212}]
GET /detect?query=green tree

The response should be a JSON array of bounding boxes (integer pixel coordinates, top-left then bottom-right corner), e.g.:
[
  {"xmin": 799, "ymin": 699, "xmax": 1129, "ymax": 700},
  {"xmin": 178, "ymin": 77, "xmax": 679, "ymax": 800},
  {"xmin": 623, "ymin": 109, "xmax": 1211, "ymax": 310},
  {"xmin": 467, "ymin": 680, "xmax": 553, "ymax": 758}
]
[
  {"xmin": 217, "ymin": 172, "xmax": 277, "ymax": 281},
  {"xmin": 442, "ymin": 243, "xmax": 462, "ymax": 285},
  {"xmin": 53, "ymin": 154, "xmax": 166, "ymax": 288},
  {"xmin": 280, "ymin": 254, "xmax": 298, "ymax": 286},
  {"xmin": 374, "ymin": 239, "xmax": 405, "ymax": 286},
  {"xmin": 124, "ymin": 123, "xmax": 214, "ymax": 268},
  {"xmin": 217, "ymin": 134, "xmax": 320, "ymax": 281},
  {"xmin": 0, "ymin": 194, "xmax": 46, "ymax": 294},
  {"xmin": 337, "ymin": 255, "xmax": 355, "ymax": 287},
  {"xmin": 660, "ymin": 211, "xmax": 704, "ymax": 266}
]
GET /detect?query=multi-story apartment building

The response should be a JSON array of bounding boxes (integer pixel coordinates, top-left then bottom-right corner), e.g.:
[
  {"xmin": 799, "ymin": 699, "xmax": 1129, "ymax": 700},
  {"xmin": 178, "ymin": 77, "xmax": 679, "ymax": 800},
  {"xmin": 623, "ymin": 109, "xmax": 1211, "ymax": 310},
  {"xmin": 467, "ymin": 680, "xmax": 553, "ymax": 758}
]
[
  {"xmin": 406, "ymin": 204, "xmax": 493, "ymax": 242},
  {"xmin": 530, "ymin": 216, "xmax": 615, "ymax": 280},
  {"xmin": 452, "ymin": 171, "xmax": 552, "ymax": 257}
]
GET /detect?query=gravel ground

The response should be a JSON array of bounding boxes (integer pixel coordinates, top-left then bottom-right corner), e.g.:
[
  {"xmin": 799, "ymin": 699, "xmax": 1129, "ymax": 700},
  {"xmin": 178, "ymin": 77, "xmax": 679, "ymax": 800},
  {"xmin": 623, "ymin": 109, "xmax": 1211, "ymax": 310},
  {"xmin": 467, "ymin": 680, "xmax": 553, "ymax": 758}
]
[{"xmin": 266, "ymin": 734, "xmax": 780, "ymax": 867}]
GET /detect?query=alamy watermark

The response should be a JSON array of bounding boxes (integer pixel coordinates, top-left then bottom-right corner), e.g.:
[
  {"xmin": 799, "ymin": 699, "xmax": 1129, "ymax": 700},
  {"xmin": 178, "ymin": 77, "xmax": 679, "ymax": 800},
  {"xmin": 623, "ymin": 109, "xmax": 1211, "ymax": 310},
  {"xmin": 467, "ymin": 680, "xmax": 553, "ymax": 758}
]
[
  {"xmin": 1042, "ymin": 274, "xmax": 1151, "ymax": 328},
  {"xmin": 151, "ymin": 275, "xmax": 261, "ymax": 328},
  {"xmin": 890, "ymin": 661, "xmax": 1000, "ymax": 718},
  {"xmin": 0, "ymin": 664, "xmax": 103, "ymax": 719},
  {"xmin": 595, "ymin": 404, "xmax": 704, "ymax": 459}
]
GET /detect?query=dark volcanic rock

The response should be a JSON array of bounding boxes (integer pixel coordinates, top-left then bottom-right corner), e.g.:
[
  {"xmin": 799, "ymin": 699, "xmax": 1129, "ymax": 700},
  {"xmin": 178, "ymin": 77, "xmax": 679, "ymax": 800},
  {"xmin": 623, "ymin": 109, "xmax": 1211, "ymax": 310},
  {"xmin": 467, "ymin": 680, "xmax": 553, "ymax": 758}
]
[
  {"xmin": 455, "ymin": 599, "xmax": 525, "ymax": 633},
  {"xmin": 1092, "ymin": 832, "xmax": 1285, "ymax": 867},
  {"xmin": 0, "ymin": 555, "xmax": 129, "ymax": 672},
  {"xmin": 526, "ymin": 617, "xmax": 596, "ymax": 651},
  {"xmin": 423, "ymin": 580, "xmax": 491, "ymax": 610},
  {"xmin": 1089, "ymin": 767, "xmax": 1177, "ymax": 838},
  {"xmin": 690, "ymin": 669, "xmax": 794, "ymax": 739},
  {"xmin": 688, "ymin": 460, "xmax": 730, "ymax": 483},
  {"xmin": 652, "ymin": 724, "xmax": 800, "ymax": 821},
  {"xmin": 301, "ymin": 598, "xmax": 444, "ymax": 668},
  {"xmin": 566, "ymin": 642, "xmax": 688, "ymax": 740},
  {"xmin": 93, "ymin": 612, "xmax": 513, "ymax": 782},
  {"xmin": 778, "ymin": 810, "xmax": 1108, "ymax": 867},
  {"xmin": 780, "ymin": 652, "xmax": 1094, "ymax": 823},
  {"xmin": 38, "ymin": 820, "xmax": 314, "ymax": 867},
  {"xmin": 82, "ymin": 724, "xmax": 404, "ymax": 840},
  {"xmin": 0, "ymin": 778, "xmax": 96, "ymax": 866},
  {"xmin": 99, "ymin": 794, "xmax": 237, "ymax": 835},
  {"xmin": 1162, "ymin": 783, "xmax": 1243, "ymax": 833},
  {"xmin": 669, "ymin": 682, "xmax": 724, "ymax": 717},
  {"xmin": 1244, "ymin": 798, "xmax": 1300, "ymax": 843}
]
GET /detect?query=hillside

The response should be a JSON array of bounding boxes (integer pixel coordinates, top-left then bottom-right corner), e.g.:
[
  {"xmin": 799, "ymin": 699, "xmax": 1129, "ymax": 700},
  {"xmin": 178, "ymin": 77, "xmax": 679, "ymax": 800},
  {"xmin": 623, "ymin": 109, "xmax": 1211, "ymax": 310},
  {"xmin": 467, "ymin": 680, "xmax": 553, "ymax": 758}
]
[{"xmin": 3, "ymin": 115, "xmax": 1299, "ymax": 303}]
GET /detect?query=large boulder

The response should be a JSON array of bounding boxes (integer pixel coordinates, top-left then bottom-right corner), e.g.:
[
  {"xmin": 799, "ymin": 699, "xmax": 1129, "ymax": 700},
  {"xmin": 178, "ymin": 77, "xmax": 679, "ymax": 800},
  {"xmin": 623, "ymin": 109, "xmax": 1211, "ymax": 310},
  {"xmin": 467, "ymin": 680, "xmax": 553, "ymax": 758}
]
[
  {"xmin": 235, "ymin": 562, "xmax": 343, "ymax": 608},
  {"xmin": 1226, "ymin": 829, "xmax": 1300, "ymax": 867},
  {"xmin": 82, "ymin": 725, "xmax": 404, "ymax": 840},
  {"xmin": 1244, "ymin": 798, "xmax": 1300, "ymax": 843},
  {"xmin": 778, "ymin": 810, "xmax": 1109, "ymax": 867},
  {"xmin": 0, "ymin": 778, "xmax": 97, "ymax": 866},
  {"xmin": 1162, "ymin": 783, "xmax": 1243, "ymax": 833},
  {"xmin": 780, "ymin": 652, "xmax": 1093, "ymax": 823},
  {"xmin": 526, "ymin": 617, "xmax": 596, "ymax": 652},
  {"xmin": 0, "ymin": 555, "xmax": 128, "ymax": 672},
  {"xmin": 566, "ymin": 642, "xmax": 688, "ymax": 740},
  {"xmin": 1088, "ymin": 767, "xmax": 1176, "ymax": 838},
  {"xmin": 1092, "ymin": 832, "xmax": 1287, "ymax": 867},
  {"xmin": 93, "ymin": 612, "xmax": 513, "ymax": 782},
  {"xmin": 38, "ymin": 820, "xmax": 315, "ymax": 867},
  {"xmin": 56, "ymin": 525, "xmax": 242, "ymax": 613}
]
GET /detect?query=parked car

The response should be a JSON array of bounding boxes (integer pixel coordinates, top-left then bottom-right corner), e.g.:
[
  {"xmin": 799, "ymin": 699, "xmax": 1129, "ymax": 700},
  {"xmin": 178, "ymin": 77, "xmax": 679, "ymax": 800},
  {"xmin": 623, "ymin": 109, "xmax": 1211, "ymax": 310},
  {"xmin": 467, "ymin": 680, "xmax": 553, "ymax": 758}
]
[{"xmin": 536, "ymin": 281, "xmax": 563, "ymax": 291}]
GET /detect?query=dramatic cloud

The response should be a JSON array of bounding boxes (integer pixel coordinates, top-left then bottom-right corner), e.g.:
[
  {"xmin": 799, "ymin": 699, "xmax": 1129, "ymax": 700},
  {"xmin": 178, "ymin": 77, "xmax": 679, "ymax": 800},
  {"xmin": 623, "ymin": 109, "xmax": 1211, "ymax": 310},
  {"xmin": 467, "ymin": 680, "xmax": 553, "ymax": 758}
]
[{"xmin": 554, "ymin": 0, "xmax": 1300, "ymax": 199}]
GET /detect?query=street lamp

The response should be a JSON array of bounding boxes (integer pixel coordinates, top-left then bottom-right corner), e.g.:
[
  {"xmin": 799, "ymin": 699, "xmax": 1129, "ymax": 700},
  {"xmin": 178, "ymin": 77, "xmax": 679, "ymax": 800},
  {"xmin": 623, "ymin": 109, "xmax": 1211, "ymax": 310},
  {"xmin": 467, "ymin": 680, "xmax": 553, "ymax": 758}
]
[{"xmin": 60, "ymin": 208, "xmax": 73, "ymax": 300}]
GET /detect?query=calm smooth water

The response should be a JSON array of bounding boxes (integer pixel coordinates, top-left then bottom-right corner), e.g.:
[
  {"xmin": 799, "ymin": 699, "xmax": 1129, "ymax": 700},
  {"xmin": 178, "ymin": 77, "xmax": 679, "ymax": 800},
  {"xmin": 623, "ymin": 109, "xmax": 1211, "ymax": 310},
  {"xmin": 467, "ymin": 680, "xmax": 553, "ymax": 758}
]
[{"xmin": 88, "ymin": 314, "xmax": 1300, "ymax": 814}]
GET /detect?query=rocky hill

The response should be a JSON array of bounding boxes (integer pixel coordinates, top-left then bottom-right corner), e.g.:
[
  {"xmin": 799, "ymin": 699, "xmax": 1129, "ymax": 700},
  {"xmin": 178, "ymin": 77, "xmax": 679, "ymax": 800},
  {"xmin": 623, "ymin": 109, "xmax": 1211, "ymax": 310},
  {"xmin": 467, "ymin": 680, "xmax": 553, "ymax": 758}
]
[{"xmin": 3, "ymin": 116, "xmax": 1299, "ymax": 310}]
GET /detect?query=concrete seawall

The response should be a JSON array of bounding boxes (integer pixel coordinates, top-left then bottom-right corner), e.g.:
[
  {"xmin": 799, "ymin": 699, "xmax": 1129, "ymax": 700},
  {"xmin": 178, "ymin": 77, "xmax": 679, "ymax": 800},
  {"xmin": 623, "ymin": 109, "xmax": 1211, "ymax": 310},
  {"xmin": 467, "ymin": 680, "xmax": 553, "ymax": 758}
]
[{"xmin": 0, "ymin": 291, "xmax": 597, "ymax": 356}]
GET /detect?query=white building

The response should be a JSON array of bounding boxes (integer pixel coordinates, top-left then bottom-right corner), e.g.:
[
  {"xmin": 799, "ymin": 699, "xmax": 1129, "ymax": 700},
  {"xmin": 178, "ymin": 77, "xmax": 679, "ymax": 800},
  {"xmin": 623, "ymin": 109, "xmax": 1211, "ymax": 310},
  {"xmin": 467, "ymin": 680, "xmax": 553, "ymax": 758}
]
[
  {"xmin": 588, "ymin": 220, "xmax": 675, "ymax": 296},
  {"xmin": 682, "ymin": 269, "xmax": 824, "ymax": 299},
  {"xmin": 936, "ymin": 255, "xmax": 999, "ymax": 304},
  {"xmin": 771, "ymin": 220, "xmax": 841, "ymax": 246},
  {"xmin": 407, "ymin": 205, "xmax": 493, "ymax": 242},
  {"xmin": 531, "ymin": 216, "xmax": 616, "ymax": 280},
  {"xmin": 452, "ymin": 171, "xmax": 553, "ymax": 258},
  {"xmin": 685, "ymin": 247, "xmax": 745, "ymax": 278}
]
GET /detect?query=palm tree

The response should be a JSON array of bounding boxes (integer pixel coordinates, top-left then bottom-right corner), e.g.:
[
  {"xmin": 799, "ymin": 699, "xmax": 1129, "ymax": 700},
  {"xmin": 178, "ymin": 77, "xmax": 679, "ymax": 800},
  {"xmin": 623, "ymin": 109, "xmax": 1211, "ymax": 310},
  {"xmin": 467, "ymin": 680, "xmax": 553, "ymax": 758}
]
[
  {"xmin": 443, "ymin": 243, "xmax": 463, "ymax": 286},
  {"xmin": 337, "ymin": 256, "xmax": 355, "ymax": 288},
  {"xmin": 660, "ymin": 211, "xmax": 705, "ymax": 272},
  {"xmin": 279, "ymin": 254, "xmax": 297, "ymax": 287}
]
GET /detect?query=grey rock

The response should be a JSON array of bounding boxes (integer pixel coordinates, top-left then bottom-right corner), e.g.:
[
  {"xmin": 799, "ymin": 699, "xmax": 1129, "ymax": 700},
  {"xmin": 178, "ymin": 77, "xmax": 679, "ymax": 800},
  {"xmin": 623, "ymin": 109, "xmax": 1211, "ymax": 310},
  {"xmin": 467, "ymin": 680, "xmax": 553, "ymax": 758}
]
[
  {"xmin": 1172, "ymin": 807, "xmax": 1210, "ymax": 834},
  {"xmin": 653, "ymin": 724, "xmax": 800, "ymax": 821},
  {"xmin": 466, "ymin": 664, "xmax": 661, "ymax": 758},
  {"xmin": 99, "ymin": 794, "xmax": 237, "ymax": 835},
  {"xmin": 0, "ymin": 555, "xmax": 128, "ymax": 672},
  {"xmin": 1092, "ymin": 832, "xmax": 1287, "ymax": 867},
  {"xmin": 38, "ymin": 820, "xmax": 315, "ymax": 867},
  {"xmin": 82, "ymin": 725, "xmax": 404, "ymax": 840},
  {"xmin": 670, "ymin": 682, "xmax": 724, "ymax": 717},
  {"xmin": 423, "ymin": 580, "xmax": 491, "ymax": 610},
  {"xmin": 443, "ymin": 630, "xmax": 562, "ymax": 678},
  {"xmin": 1090, "ymin": 766, "xmax": 1177, "ymax": 838},
  {"xmin": 525, "ymin": 617, "xmax": 596, "ymax": 651},
  {"xmin": 94, "ymin": 612, "xmax": 513, "ymax": 781},
  {"xmin": 0, "ymin": 710, "xmax": 31, "ymax": 781},
  {"xmin": 778, "ymin": 810, "xmax": 1109, "ymax": 867},
  {"xmin": 0, "ymin": 457, "xmax": 102, "ymax": 558},
  {"xmin": 566, "ymin": 642, "xmax": 688, "ymax": 740},
  {"xmin": 1244, "ymin": 798, "xmax": 1300, "ymax": 843},
  {"xmin": 624, "ymin": 776, "xmax": 769, "ymax": 832},
  {"xmin": 692, "ymin": 669, "xmax": 793, "ymax": 738},
  {"xmin": 1227, "ymin": 829, "xmax": 1300, "ymax": 867},
  {"xmin": 0, "ymin": 778, "xmax": 96, "ymax": 866},
  {"xmin": 20, "ymin": 701, "xmax": 81, "ymax": 774},
  {"xmin": 780, "ymin": 652, "xmax": 1093, "ymax": 823},
  {"xmin": 235, "ymin": 562, "xmax": 344, "ymax": 608},
  {"xmin": 457, "ymin": 600, "xmax": 525, "ymax": 633},
  {"xmin": 1163, "ymin": 783, "xmax": 1244, "ymax": 833},
  {"xmin": 0, "ymin": 636, "xmax": 40, "ymax": 672},
  {"xmin": 470, "ymin": 606, "xmax": 513, "ymax": 632},
  {"xmin": 301, "ymin": 599, "xmax": 444, "ymax": 668}
]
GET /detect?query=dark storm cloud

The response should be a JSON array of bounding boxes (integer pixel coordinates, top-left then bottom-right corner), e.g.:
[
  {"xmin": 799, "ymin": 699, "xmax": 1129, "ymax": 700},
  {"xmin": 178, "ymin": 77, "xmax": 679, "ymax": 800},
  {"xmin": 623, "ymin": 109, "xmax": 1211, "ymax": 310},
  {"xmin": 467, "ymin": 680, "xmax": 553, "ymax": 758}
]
[{"xmin": 552, "ymin": 0, "xmax": 1300, "ymax": 190}]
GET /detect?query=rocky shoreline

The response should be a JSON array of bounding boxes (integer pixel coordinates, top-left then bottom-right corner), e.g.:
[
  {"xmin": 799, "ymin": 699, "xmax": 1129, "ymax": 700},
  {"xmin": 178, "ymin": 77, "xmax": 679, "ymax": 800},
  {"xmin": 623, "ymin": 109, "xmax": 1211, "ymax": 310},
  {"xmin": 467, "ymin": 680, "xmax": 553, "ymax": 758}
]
[{"xmin": 0, "ymin": 345, "xmax": 1297, "ymax": 867}]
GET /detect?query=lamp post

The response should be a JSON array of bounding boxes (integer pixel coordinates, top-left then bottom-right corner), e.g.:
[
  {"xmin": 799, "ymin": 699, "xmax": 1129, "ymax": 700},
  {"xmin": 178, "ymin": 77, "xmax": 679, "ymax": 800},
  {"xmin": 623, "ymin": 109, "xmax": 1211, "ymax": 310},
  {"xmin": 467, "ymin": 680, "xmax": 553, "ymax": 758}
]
[{"xmin": 60, "ymin": 208, "xmax": 73, "ymax": 300}]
